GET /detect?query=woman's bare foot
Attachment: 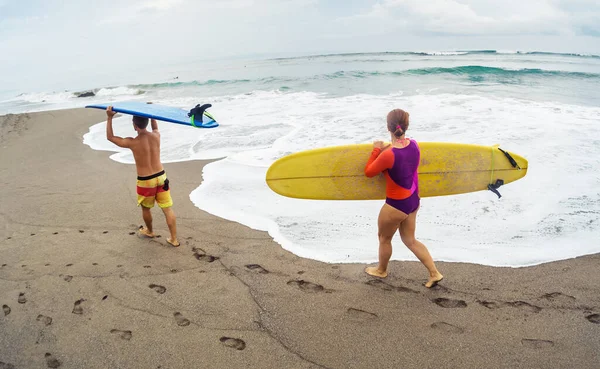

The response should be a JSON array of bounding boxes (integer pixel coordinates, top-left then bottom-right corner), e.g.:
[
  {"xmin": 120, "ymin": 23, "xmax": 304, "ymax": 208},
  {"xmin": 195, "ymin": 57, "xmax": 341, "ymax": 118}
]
[
  {"xmin": 365, "ymin": 266, "xmax": 388, "ymax": 278},
  {"xmin": 138, "ymin": 226, "xmax": 154, "ymax": 238},
  {"xmin": 167, "ymin": 237, "xmax": 180, "ymax": 247},
  {"xmin": 425, "ymin": 272, "xmax": 444, "ymax": 288}
]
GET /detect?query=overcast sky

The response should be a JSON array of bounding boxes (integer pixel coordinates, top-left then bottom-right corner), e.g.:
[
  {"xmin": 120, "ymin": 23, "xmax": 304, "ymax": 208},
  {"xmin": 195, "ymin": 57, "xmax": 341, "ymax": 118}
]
[{"xmin": 1, "ymin": 0, "xmax": 599, "ymax": 91}]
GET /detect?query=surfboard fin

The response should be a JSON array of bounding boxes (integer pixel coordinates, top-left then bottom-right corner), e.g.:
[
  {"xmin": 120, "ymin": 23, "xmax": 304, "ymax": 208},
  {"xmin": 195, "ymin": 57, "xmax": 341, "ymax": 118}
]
[
  {"xmin": 187, "ymin": 103, "xmax": 212, "ymax": 124},
  {"xmin": 488, "ymin": 179, "xmax": 504, "ymax": 199}
]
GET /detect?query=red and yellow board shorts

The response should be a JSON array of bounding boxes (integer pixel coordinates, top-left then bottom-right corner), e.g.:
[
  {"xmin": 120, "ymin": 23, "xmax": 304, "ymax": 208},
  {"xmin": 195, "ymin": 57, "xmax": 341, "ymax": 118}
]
[{"xmin": 136, "ymin": 170, "xmax": 173, "ymax": 208}]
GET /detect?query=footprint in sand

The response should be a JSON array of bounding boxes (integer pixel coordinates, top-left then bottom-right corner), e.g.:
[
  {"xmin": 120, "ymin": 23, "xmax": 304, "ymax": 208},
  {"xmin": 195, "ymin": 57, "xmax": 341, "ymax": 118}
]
[
  {"xmin": 18, "ymin": 293, "xmax": 26, "ymax": 304},
  {"xmin": 477, "ymin": 300, "xmax": 502, "ymax": 309},
  {"xmin": 345, "ymin": 308, "xmax": 378, "ymax": 322},
  {"xmin": 541, "ymin": 292, "xmax": 576, "ymax": 301},
  {"xmin": 3, "ymin": 305, "xmax": 10, "ymax": 316},
  {"xmin": 478, "ymin": 300, "xmax": 541, "ymax": 313},
  {"xmin": 37, "ymin": 315, "xmax": 53, "ymax": 326},
  {"xmin": 191, "ymin": 247, "xmax": 219, "ymax": 263},
  {"xmin": 53, "ymin": 232, "xmax": 58, "ymax": 235},
  {"xmin": 586, "ymin": 314, "xmax": 600, "ymax": 324},
  {"xmin": 149, "ymin": 284, "xmax": 166, "ymax": 294},
  {"xmin": 432, "ymin": 298, "xmax": 467, "ymax": 308},
  {"xmin": 506, "ymin": 301, "xmax": 542, "ymax": 313},
  {"xmin": 45, "ymin": 353, "xmax": 61, "ymax": 368},
  {"xmin": 0, "ymin": 361, "xmax": 16, "ymax": 369},
  {"xmin": 143, "ymin": 265, "xmax": 151, "ymax": 269},
  {"xmin": 540, "ymin": 292, "xmax": 578, "ymax": 308},
  {"xmin": 128, "ymin": 232, "xmax": 135, "ymax": 235},
  {"xmin": 59, "ymin": 274, "xmax": 73, "ymax": 282},
  {"xmin": 103, "ymin": 231, "xmax": 108, "ymax": 234},
  {"xmin": 366, "ymin": 279, "xmax": 418, "ymax": 294},
  {"xmin": 174, "ymin": 312, "xmax": 190, "ymax": 326},
  {"xmin": 287, "ymin": 279, "xmax": 326, "ymax": 292},
  {"xmin": 110, "ymin": 329, "xmax": 132, "ymax": 341},
  {"xmin": 65, "ymin": 264, "xmax": 73, "ymax": 267},
  {"xmin": 30, "ymin": 233, "xmax": 35, "ymax": 236},
  {"xmin": 245, "ymin": 264, "xmax": 269, "ymax": 274},
  {"xmin": 220, "ymin": 337, "xmax": 246, "ymax": 350},
  {"xmin": 431, "ymin": 321, "xmax": 464, "ymax": 334},
  {"xmin": 521, "ymin": 338, "xmax": 554, "ymax": 349},
  {"xmin": 102, "ymin": 296, "xmax": 108, "ymax": 301},
  {"xmin": 72, "ymin": 299, "xmax": 85, "ymax": 314}
]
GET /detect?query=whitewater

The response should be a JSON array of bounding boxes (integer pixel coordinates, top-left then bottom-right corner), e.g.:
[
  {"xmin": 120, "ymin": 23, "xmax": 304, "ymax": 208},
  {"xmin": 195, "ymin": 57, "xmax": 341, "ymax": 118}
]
[{"xmin": 3, "ymin": 50, "xmax": 600, "ymax": 267}]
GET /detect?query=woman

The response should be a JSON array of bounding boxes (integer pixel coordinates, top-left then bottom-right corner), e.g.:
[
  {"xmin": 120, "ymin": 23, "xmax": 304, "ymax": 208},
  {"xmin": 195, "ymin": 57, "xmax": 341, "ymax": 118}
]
[{"xmin": 364, "ymin": 108, "xmax": 443, "ymax": 288}]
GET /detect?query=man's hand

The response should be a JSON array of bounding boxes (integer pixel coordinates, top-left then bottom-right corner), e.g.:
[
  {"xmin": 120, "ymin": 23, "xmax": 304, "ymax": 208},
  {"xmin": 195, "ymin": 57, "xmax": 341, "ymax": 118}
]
[
  {"xmin": 151, "ymin": 118, "xmax": 158, "ymax": 132},
  {"xmin": 106, "ymin": 107, "xmax": 131, "ymax": 148},
  {"xmin": 106, "ymin": 106, "xmax": 117, "ymax": 118}
]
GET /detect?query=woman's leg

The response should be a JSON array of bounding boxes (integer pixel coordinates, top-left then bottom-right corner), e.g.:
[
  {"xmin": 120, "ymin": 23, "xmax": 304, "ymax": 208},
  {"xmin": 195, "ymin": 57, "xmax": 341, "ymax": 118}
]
[
  {"xmin": 365, "ymin": 203, "xmax": 408, "ymax": 278},
  {"xmin": 399, "ymin": 208, "xmax": 443, "ymax": 287}
]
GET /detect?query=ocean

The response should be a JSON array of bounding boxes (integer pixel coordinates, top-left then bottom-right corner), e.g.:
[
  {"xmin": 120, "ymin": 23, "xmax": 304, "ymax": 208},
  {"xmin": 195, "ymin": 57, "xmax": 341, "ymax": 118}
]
[{"xmin": 3, "ymin": 50, "xmax": 600, "ymax": 267}]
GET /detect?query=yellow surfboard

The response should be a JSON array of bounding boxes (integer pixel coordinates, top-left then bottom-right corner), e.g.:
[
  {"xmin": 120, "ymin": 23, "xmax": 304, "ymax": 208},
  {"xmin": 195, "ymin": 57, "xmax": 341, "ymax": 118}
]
[{"xmin": 266, "ymin": 142, "xmax": 528, "ymax": 200}]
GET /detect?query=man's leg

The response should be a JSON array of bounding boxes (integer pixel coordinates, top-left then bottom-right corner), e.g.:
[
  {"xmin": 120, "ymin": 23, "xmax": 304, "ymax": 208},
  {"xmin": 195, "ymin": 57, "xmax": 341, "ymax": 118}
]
[
  {"xmin": 156, "ymin": 176, "xmax": 178, "ymax": 246},
  {"xmin": 139, "ymin": 206, "xmax": 155, "ymax": 237},
  {"xmin": 161, "ymin": 207, "xmax": 179, "ymax": 246}
]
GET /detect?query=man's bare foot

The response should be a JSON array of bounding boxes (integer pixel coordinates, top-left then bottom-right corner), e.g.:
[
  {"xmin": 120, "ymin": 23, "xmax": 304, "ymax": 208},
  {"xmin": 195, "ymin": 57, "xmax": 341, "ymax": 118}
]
[
  {"xmin": 167, "ymin": 237, "xmax": 180, "ymax": 247},
  {"xmin": 425, "ymin": 272, "xmax": 444, "ymax": 288},
  {"xmin": 138, "ymin": 226, "xmax": 155, "ymax": 238},
  {"xmin": 365, "ymin": 266, "xmax": 388, "ymax": 278}
]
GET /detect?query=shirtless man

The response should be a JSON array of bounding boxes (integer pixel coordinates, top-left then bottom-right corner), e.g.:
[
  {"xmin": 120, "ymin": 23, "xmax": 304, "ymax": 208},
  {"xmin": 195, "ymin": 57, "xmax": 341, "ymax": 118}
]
[{"xmin": 105, "ymin": 106, "xmax": 179, "ymax": 247}]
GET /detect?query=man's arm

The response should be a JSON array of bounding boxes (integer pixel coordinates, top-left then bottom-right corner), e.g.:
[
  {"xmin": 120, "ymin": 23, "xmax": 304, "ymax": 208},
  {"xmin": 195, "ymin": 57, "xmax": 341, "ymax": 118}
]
[
  {"xmin": 151, "ymin": 118, "xmax": 158, "ymax": 132},
  {"xmin": 105, "ymin": 106, "xmax": 133, "ymax": 148}
]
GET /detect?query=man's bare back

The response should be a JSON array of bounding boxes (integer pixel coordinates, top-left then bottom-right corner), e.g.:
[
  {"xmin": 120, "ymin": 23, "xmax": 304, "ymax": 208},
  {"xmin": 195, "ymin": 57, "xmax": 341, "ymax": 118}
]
[{"xmin": 129, "ymin": 130, "xmax": 163, "ymax": 177}]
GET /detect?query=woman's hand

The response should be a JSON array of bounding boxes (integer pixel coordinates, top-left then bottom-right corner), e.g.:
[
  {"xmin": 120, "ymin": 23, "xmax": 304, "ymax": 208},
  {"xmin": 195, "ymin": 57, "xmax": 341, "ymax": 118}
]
[{"xmin": 373, "ymin": 141, "xmax": 390, "ymax": 150}]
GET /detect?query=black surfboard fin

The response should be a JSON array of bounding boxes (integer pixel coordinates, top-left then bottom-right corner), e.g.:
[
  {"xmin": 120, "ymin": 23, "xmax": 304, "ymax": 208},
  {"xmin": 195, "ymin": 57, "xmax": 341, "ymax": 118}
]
[
  {"xmin": 488, "ymin": 179, "xmax": 504, "ymax": 199},
  {"xmin": 187, "ymin": 103, "xmax": 212, "ymax": 123}
]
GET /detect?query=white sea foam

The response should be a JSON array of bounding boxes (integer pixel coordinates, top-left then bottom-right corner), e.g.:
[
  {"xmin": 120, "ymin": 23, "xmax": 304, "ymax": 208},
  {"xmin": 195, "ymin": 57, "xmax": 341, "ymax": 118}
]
[
  {"xmin": 420, "ymin": 51, "xmax": 469, "ymax": 56},
  {"xmin": 7, "ymin": 91, "xmax": 75, "ymax": 104},
  {"xmin": 0, "ymin": 86, "xmax": 147, "ymax": 114},
  {"xmin": 95, "ymin": 86, "xmax": 144, "ymax": 97},
  {"xmin": 82, "ymin": 90, "xmax": 600, "ymax": 267}
]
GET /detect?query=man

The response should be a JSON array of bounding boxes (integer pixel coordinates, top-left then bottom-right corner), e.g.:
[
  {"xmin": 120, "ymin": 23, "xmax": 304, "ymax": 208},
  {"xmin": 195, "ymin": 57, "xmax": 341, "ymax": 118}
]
[{"xmin": 105, "ymin": 106, "xmax": 179, "ymax": 247}]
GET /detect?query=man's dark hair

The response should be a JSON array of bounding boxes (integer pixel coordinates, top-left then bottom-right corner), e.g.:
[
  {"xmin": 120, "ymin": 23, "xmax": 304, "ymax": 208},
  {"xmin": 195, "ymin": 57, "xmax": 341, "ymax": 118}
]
[{"xmin": 133, "ymin": 116, "xmax": 149, "ymax": 129}]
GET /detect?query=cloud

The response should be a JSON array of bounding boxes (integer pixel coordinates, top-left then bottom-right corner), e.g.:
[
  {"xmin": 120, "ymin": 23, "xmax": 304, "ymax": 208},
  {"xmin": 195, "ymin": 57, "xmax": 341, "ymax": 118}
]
[
  {"xmin": 142, "ymin": 0, "xmax": 183, "ymax": 11},
  {"xmin": 1, "ymin": 0, "xmax": 599, "ymax": 95},
  {"xmin": 336, "ymin": 0, "xmax": 596, "ymax": 37}
]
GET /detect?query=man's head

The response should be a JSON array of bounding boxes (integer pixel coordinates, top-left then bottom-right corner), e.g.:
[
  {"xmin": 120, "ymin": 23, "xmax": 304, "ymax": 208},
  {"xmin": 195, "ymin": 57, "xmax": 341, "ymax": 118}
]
[{"xmin": 132, "ymin": 116, "xmax": 149, "ymax": 131}]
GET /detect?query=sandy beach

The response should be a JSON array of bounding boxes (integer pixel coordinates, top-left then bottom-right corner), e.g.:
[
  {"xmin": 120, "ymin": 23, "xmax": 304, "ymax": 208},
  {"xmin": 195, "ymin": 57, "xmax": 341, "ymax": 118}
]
[{"xmin": 0, "ymin": 108, "xmax": 599, "ymax": 369}]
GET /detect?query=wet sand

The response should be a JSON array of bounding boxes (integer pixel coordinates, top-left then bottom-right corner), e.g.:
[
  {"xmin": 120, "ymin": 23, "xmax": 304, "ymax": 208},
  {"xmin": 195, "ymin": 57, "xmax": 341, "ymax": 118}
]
[{"xmin": 0, "ymin": 108, "xmax": 599, "ymax": 369}]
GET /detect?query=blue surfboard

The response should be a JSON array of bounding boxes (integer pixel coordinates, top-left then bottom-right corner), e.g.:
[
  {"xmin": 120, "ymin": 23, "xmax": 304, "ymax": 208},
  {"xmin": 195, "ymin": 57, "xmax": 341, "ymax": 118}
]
[{"xmin": 85, "ymin": 101, "xmax": 219, "ymax": 128}]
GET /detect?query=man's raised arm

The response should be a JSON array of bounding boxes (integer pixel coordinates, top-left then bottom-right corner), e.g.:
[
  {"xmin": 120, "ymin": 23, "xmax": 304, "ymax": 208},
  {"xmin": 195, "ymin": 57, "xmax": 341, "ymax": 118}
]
[{"xmin": 106, "ymin": 106, "xmax": 132, "ymax": 148}]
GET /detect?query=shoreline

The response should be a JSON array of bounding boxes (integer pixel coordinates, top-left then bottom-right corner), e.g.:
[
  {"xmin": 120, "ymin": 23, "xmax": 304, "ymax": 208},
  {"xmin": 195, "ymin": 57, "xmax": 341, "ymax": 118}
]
[
  {"xmin": 1, "ymin": 107, "xmax": 599, "ymax": 368},
  {"xmin": 5, "ymin": 106, "xmax": 600, "ymax": 269}
]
